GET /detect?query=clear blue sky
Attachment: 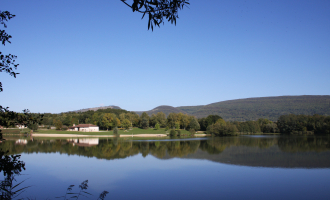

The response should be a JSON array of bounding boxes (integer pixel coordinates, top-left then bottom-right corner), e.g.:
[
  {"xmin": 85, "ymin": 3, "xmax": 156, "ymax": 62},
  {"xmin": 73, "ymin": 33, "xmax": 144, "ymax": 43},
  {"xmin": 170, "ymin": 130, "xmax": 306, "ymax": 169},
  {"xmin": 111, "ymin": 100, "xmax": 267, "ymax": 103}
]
[{"xmin": 1, "ymin": 0, "xmax": 330, "ymax": 113}]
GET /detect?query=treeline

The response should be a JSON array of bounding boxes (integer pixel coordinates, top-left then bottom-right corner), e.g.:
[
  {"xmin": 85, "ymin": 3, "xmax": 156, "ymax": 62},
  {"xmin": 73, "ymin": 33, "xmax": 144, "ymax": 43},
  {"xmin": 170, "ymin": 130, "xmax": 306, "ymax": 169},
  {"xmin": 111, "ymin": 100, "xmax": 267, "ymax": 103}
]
[
  {"xmin": 198, "ymin": 115, "xmax": 278, "ymax": 136},
  {"xmin": 201, "ymin": 114, "xmax": 330, "ymax": 136},
  {"xmin": 139, "ymin": 112, "xmax": 200, "ymax": 131},
  {"xmin": 43, "ymin": 108, "xmax": 138, "ymax": 130},
  {"xmin": 0, "ymin": 107, "xmax": 43, "ymax": 132},
  {"xmin": 42, "ymin": 109, "xmax": 201, "ymax": 131},
  {"xmin": 4, "ymin": 108, "xmax": 329, "ymax": 135},
  {"xmin": 277, "ymin": 114, "xmax": 330, "ymax": 134}
]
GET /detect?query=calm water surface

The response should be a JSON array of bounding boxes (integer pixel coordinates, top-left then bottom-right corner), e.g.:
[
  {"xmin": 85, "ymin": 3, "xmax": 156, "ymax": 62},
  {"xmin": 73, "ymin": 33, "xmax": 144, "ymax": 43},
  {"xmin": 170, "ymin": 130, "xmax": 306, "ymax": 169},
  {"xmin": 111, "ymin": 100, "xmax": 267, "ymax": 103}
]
[{"xmin": 1, "ymin": 135, "xmax": 330, "ymax": 200}]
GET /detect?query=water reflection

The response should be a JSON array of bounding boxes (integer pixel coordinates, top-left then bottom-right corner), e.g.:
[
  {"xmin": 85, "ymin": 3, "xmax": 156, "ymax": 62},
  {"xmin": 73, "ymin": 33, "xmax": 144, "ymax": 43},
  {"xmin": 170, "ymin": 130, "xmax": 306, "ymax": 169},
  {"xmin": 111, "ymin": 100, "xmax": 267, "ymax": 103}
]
[
  {"xmin": 67, "ymin": 138, "xmax": 99, "ymax": 147},
  {"xmin": 1, "ymin": 135, "xmax": 330, "ymax": 168}
]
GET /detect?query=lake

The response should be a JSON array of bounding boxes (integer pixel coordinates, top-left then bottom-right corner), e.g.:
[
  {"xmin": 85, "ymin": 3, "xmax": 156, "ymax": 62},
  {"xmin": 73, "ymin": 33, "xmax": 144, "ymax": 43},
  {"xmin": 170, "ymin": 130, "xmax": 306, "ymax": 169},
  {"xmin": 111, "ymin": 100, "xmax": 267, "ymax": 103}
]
[{"xmin": 1, "ymin": 135, "xmax": 330, "ymax": 199}]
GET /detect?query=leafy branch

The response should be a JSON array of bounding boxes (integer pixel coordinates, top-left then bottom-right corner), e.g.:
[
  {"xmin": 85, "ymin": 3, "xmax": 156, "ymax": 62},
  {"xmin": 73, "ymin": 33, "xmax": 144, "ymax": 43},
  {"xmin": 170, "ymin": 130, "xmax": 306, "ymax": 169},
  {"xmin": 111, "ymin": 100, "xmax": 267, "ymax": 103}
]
[
  {"xmin": 121, "ymin": 0, "xmax": 189, "ymax": 31},
  {"xmin": 0, "ymin": 10, "xmax": 18, "ymax": 92}
]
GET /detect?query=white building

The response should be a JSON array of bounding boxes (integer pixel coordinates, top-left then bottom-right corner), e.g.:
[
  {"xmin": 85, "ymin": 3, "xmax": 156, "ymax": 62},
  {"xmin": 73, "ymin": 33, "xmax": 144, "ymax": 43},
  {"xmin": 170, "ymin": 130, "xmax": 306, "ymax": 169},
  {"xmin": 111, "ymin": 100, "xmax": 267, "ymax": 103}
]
[
  {"xmin": 68, "ymin": 124, "xmax": 99, "ymax": 132},
  {"xmin": 16, "ymin": 124, "xmax": 26, "ymax": 129}
]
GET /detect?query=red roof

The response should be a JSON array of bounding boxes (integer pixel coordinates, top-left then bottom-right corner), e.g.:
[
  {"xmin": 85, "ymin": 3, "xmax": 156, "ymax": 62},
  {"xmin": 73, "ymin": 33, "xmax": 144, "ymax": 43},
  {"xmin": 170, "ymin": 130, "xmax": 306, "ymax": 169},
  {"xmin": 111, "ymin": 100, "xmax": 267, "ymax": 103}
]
[{"xmin": 68, "ymin": 124, "xmax": 98, "ymax": 129}]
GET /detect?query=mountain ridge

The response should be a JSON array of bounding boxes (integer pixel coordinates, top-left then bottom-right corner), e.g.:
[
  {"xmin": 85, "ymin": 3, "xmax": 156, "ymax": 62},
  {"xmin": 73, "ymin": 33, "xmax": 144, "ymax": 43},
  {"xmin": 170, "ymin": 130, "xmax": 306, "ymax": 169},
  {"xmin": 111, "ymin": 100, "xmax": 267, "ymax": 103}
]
[
  {"xmin": 68, "ymin": 95, "xmax": 330, "ymax": 121},
  {"xmin": 134, "ymin": 105, "xmax": 186, "ymax": 116},
  {"xmin": 71, "ymin": 105, "xmax": 122, "ymax": 113},
  {"xmin": 142, "ymin": 95, "xmax": 330, "ymax": 121}
]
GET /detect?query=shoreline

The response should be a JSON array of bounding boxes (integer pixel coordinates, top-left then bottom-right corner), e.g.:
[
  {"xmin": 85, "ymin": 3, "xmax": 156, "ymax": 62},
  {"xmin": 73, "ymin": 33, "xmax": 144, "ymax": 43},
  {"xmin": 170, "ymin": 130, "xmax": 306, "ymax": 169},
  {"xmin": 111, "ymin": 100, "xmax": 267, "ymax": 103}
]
[
  {"xmin": 30, "ymin": 133, "xmax": 208, "ymax": 138},
  {"xmin": 31, "ymin": 133, "xmax": 168, "ymax": 138}
]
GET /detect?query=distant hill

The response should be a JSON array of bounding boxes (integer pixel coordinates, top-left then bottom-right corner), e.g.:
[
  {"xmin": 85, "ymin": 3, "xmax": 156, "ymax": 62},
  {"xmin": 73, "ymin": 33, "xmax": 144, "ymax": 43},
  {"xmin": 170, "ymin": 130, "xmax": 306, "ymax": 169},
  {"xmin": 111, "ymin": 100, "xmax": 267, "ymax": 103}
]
[
  {"xmin": 177, "ymin": 95, "xmax": 330, "ymax": 121},
  {"xmin": 68, "ymin": 95, "xmax": 330, "ymax": 121},
  {"xmin": 176, "ymin": 105, "xmax": 204, "ymax": 114},
  {"xmin": 71, "ymin": 105, "xmax": 122, "ymax": 113},
  {"xmin": 134, "ymin": 105, "xmax": 186, "ymax": 116}
]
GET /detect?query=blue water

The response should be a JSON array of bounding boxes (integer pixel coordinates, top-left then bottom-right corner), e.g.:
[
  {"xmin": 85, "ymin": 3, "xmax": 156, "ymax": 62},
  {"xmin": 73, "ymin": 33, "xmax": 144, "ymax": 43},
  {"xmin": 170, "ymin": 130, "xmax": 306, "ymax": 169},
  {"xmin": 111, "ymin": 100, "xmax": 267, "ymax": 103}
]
[{"xmin": 1, "ymin": 136, "xmax": 330, "ymax": 200}]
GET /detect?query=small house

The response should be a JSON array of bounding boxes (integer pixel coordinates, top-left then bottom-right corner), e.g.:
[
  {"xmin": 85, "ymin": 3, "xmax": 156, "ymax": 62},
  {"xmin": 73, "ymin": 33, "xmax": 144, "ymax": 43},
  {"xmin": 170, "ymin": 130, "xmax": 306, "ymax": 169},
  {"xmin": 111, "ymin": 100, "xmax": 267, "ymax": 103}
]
[
  {"xmin": 68, "ymin": 124, "xmax": 99, "ymax": 132},
  {"xmin": 16, "ymin": 124, "xmax": 26, "ymax": 129}
]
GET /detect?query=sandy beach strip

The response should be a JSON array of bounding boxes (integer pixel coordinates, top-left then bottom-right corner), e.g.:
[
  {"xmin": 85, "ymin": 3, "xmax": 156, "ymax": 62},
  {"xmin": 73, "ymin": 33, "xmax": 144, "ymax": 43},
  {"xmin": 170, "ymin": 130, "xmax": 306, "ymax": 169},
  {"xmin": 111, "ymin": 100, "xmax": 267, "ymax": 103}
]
[
  {"xmin": 31, "ymin": 133, "xmax": 167, "ymax": 138},
  {"xmin": 120, "ymin": 134, "xmax": 167, "ymax": 137},
  {"xmin": 194, "ymin": 134, "xmax": 208, "ymax": 137}
]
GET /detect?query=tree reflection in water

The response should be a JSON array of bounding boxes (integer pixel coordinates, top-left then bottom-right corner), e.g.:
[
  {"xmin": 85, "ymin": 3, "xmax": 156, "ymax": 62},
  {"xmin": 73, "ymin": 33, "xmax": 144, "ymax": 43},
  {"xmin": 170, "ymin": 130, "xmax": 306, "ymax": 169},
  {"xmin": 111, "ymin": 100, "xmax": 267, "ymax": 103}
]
[
  {"xmin": 0, "ymin": 151, "xmax": 27, "ymax": 199},
  {"xmin": 1, "ymin": 136, "xmax": 329, "ymax": 161},
  {"xmin": 1, "ymin": 135, "xmax": 330, "ymax": 199}
]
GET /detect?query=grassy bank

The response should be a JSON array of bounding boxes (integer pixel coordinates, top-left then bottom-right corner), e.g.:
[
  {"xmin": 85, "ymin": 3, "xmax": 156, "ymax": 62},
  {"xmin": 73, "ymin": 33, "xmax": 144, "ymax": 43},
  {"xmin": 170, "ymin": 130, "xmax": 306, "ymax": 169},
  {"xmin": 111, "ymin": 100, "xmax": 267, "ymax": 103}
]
[
  {"xmin": 34, "ymin": 128, "xmax": 195, "ymax": 136},
  {"xmin": 236, "ymin": 132, "xmax": 281, "ymax": 135},
  {"xmin": 3, "ymin": 128, "xmax": 281, "ymax": 136},
  {"xmin": 0, "ymin": 128, "xmax": 30, "ymax": 134},
  {"xmin": 117, "ymin": 128, "xmax": 192, "ymax": 135}
]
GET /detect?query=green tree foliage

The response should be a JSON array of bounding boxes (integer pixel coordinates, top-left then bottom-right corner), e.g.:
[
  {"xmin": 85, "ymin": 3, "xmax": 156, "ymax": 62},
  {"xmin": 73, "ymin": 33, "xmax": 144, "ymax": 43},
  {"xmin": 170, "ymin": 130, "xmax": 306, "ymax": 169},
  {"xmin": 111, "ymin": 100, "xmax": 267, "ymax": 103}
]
[
  {"xmin": 0, "ymin": 108, "xmax": 43, "ymax": 140},
  {"xmin": 85, "ymin": 117, "xmax": 91, "ymax": 124},
  {"xmin": 121, "ymin": 0, "xmax": 190, "ymax": 31},
  {"xmin": 41, "ymin": 108, "xmax": 137, "ymax": 130},
  {"xmin": 189, "ymin": 117, "xmax": 200, "ymax": 132},
  {"xmin": 119, "ymin": 113, "xmax": 126, "ymax": 123},
  {"xmin": 102, "ymin": 113, "xmax": 113, "ymax": 130},
  {"xmin": 156, "ymin": 112, "xmax": 167, "ymax": 127},
  {"xmin": 167, "ymin": 113, "xmax": 178, "ymax": 129},
  {"xmin": 149, "ymin": 113, "xmax": 157, "ymax": 127},
  {"xmin": 180, "ymin": 113, "xmax": 190, "ymax": 130},
  {"xmin": 154, "ymin": 123, "xmax": 160, "ymax": 130},
  {"xmin": 140, "ymin": 112, "xmax": 149, "ymax": 129},
  {"xmin": 277, "ymin": 114, "xmax": 330, "ymax": 134},
  {"xmin": 215, "ymin": 118, "xmax": 226, "ymax": 126},
  {"xmin": 234, "ymin": 121, "xmax": 261, "ymax": 134},
  {"xmin": 169, "ymin": 129, "xmax": 176, "ymax": 137},
  {"xmin": 62, "ymin": 115, "xmax": 72, "ymax": 126},
  {"xmin": 207, "ymin": 122, "xmax": 238, "ymax": 136},
  {"xmin": 114, "ymin": 118, "xmax": 121, "ymax": 128},
  {"xmin": 55, "ymin": 120, "xmax": 63, "ymax": 130},
  {"xmin": 122, "ymin": 119, "xmax": 131, "ymax": 130},
  {"xmin": 175, "ymin": 122, "xmax": 180, "ymax": 130},
  {"xmin": 198, "ymin": 115, "xmax": 222, "ymax": 131},
  {"xmin": 92, "ymin": 113, "xmax": 100, "ymax": 126},
  {"xmin": 131, "ymin": 113, "xmax": 140, "ymax": 127},
  {"xmin": 27, "ymin": 123, "xmax": 38, "ymax": 131},
  {"xmin": 261, "ymin": 123, "xmax": 278, "ymax": 133},
  {"xmin": 176, "ymin": 129, "xmax": 181, "ymax": 136}
]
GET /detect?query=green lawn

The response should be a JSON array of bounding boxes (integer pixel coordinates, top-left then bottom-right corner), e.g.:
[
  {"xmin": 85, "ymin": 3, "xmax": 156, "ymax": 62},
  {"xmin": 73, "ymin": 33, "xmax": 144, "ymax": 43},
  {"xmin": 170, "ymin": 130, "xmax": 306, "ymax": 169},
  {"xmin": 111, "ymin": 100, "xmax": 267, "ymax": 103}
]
[
  {"xmin": 34, "ymin": 128, "xmax": 195, "ymax": 136},
  {"xmin": 118, "ymin": 128, "xmax": 193, "ymax": 136},
  {"xmin": 236, "ymin": 132, "xmax": 281, "ymax": 135},
  {"xmin": 1, "ymin": 128, "xmax": 30, "ymax": 134},
  {"xmin": 35, "ymin": 129, "xmax": 112, "ymax": 135}
]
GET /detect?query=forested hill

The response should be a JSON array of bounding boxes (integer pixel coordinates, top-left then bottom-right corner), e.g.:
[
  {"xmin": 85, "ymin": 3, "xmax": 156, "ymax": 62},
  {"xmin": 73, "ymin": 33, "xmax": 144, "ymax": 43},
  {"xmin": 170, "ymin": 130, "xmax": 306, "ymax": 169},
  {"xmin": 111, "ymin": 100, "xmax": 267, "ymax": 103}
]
[
  {"xmin": 68, "ymin": 95, "xmax": 330, "ymax": 121},
  {"xmin": 134, "ymin": 106, "xmax": 187, "ymax": 116},
  {"xmin": 71, "ymin": 105, "xmax": 121, "ymax": 113},
  {"xmin": 177, "ymin": 95, "xmax": 330, "ymax": 121}
]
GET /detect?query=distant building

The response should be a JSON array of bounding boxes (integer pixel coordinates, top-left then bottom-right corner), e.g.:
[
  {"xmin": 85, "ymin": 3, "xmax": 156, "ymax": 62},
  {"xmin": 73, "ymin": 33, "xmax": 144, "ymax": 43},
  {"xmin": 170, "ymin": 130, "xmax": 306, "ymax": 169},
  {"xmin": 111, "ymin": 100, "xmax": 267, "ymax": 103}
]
[
  {"xmin": 16, "ymin": 124, "xmax": 26, "ymax": 129},
  {"xmin": 68, "ymin": 124, "xmax": 99, "ymax": 132}
]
